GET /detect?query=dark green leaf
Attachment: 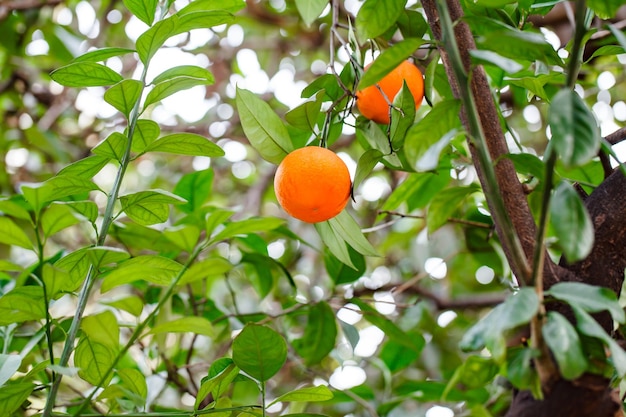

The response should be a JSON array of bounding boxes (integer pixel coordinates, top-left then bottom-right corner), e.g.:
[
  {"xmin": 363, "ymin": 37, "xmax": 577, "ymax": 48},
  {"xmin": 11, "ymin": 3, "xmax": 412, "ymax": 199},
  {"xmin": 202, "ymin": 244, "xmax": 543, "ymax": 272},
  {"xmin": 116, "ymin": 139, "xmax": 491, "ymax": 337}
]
[
  {"xmin": 359, "ymin": 39, "xmax": 423, "ymax": 89},
  {"xmin": 470, "ymin": 50, "xmax": 524, "ymax": 73},
  {"xmin": 572, "ymin": 305, "xmax": 626, "ymax": 377},
  {"xmin": 210, "ymin": 217, "xmax": 283, "ymax": 243},
  {"xmin": 232, "ymin": 324, "xmax": 287, "ymax": 382},
  {"xmin": 315, "ymin": 221, "xmax": 353, "ymax": 268},
  {"xmin": 293, "ymin": 302, "xmax": 337, "ymax": 365},
  {"xmin": 506, "ymin": 347, "xmax": 541, "ymax": 394},
  {"xmin": 236, "ymin": 87, "xmax": 292, "ymax": 164},
  {"xmin": 173, "ymin": 169, "xmax": 214, "ymax": 214},
  {"xmin": 460, "ymin": 288, "xmax": 539, "ymax": 362},
  {"xmin": 546, "ymin": 282, "xmax": 624, "ymax": 323},
  {"xmin": 356, "ymin": 0, "xmax": 407, "ymax": 40},
  {"xmin": 50, "ymin": 62, "xmax": 123, "ymax": 87},
  {"xmin": 104, "ymin": 79, "xmax": 143, "ymax": 118},
  {"xmin": 353, "ymin": 149, "xmax": 384, "ymax": 192},
  {"xmin": 381, "ymin": 332, "xmax": 425, "ymax": 372},
  {"xmin": 478, "ymin": 24, "xmax": 562, "ymax": 65},
  {"xmin": 195, "ymin": 362, "xmax": 240, "ymax": 410},
  {"xmin": 543, "ymin": 312, "xmax": 587, "ymax": 380},
  {"xmin": 390, "ymin": 82, "xmax": 417, "ymax": 148},
  {"xmin": 285, "ymin": 92, "xmax": 323, "ymax": 132},
  {"xmin": 427, "ymin": 185, "xmax": 479, "ymax": 233},
  {"xmin": 324, "ymin": 244, "xmax": 366, "ymax": 284},
  {"xmin": 549, "ymin": 181, "xmax": 594, "ymax": 262},
  {"xmin": 123, "ymin": 0, "xmax": 157, "ymax": 26},
  {"xmin": 0, "ymin": 383, "xmax": 35, "ymax": 415},
  {"xmin": 143, "ymin": 133, "xmax": 224, "ymax": 157},
  {"xmin": 549, "ymin": 89, "xmax": 600, "ymax": 168},
  {"xmin": 381, "ymin": 170, "xmax": 450, "ymax": 212}
]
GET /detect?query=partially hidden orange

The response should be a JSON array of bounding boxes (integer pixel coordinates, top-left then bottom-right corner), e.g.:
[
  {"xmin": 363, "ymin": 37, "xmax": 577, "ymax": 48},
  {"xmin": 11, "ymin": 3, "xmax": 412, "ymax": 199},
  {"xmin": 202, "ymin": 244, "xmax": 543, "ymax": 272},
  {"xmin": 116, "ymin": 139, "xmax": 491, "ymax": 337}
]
[
  {"xmin": 274, "ymin": 147, "xmax": 351, "ymax": 223},
  {"xmin": 356, "ymin": 60, "xmax": 424, "ymax": 124}
]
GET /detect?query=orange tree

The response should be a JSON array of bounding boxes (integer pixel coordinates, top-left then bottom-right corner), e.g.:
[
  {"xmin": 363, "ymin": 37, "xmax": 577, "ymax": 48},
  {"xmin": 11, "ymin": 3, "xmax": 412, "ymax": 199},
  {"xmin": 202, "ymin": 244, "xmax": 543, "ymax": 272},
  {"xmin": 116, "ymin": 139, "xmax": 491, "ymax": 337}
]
[{"xmin": 1, "ymin": 1, "xmax": 626, "ymax": 417}]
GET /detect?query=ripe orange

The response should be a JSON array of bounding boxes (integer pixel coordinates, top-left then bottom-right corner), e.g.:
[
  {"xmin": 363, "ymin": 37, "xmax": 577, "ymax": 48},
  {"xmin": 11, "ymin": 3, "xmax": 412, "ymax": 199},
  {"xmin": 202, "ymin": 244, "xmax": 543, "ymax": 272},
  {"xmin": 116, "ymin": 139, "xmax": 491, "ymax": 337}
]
[
  {"xmin": 274, "ymin": 147, "xmax": 351, "ymax": 223},
  {"xmin": 356, "ymin": 60, "xmax": 424, "ymax": 124}
]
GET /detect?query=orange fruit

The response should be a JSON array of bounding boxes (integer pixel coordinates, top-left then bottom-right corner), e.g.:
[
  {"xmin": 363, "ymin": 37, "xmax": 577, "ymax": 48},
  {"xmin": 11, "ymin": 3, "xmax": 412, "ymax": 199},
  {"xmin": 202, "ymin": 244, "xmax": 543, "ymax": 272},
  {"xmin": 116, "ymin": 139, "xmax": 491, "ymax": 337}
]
[
  {"xmin": 274, "ymin": 147, "xmax": 351, "ymax": 223},
  {"xmin": 356, "ymin": 60, "xmax": 424, "ymax": 124}
]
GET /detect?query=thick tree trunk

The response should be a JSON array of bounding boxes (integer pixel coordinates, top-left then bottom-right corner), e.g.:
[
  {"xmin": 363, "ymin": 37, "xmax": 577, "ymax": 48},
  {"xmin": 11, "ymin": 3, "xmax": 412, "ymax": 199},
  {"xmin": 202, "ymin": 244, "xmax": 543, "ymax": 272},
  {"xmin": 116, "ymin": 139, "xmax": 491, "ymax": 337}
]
[{"xmin": 421, "ymin": 1, "xmax": 626, "ymax": 416}]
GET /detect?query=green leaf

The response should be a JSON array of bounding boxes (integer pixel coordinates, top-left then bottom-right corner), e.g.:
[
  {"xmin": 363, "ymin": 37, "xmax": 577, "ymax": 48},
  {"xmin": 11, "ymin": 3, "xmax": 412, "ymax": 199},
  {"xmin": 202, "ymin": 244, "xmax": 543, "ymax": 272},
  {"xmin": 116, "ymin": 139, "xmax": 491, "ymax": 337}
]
[
  {"xmin": 136, "ymin": 16, "xmax": 179, "ymax": 64},
  {"xmin": 82, "ymin": 311, "xmax": 119, "ymax": 349},
  {"xmin": 315, "ymin": 221, "xmax": 354, "ymax": 268},
  {"xmin": 54, "ymin": 249, "xmax": 92, "ymax": 293},
  {"xmin": 460, "ymin": 288, "xmax": 539, "ymax": 362},
  {"xmin": 210, "ymin": 217, "xmax": 284, "ymax": 243},
  {"xmin": 506, "ymin": 347, "xmax": 541, "ymax": 394},
  {"xmin": 470, "ymin": 50, "xmax": 524, "ymax": 73},
  {"xmin": 0, "ymin": 383, "xmax": 35, "ymax": 415},
  {"xmin": 42, "ymin": 263, "xmax": 72, "ymax": 299},
  {"xmin": 92, "ymin": 132, "xmax": 127, "ymax": 162},
  {"xmin": 150, "ymin": 316, "xmax": 214, "ymax": 337},
  {"xmin": 546, "ymin": 282, "xmax": 624, "ymax": 323},
  {"xmin": 549, "ymin": 89, "xmax": 600, "ymax": 168},
  {"xmin": 104, "ymin": 79, "xmax": 144, "ymax": 118},
  {"xmin": 120, "ymin": 189, "xmax": 187, "ymax": 226},
  {"xmin": 354, "ymin": 149, "xmax": 384, "ymax": 192},
  {"xmin": 178, "ymin": 0, "xmax": 245, "ymax": 14},
  {"xmin": 131, "ymin": 119, "xmax": 161, "ymax": 153},
  {"xmin": 232, "ymin": 324, "xmax": 287, "ymax": 382},
  {"xmin": 0, "ymin": 355, "xmax": 21, "ymax": 388},
  {"xmin": 549, "ymin": 181, "xmax": 594, "ymax": 262},
  {"xmin": 0, "ymin": 286, "xmax": 46, "ymax": 325},
  {"xmin": 72, "ymin": 47, "xmax": 135, "ymax": 63},
  {"xmin": 101, "ymin": 255, "xmax": 183, "ymax": 292},
  {"xmin": 195, "ymin": 362, "xmax": 240, "ymax": 410},
  {"xmin": 444, "ymin": 356, "xmax": 498, "ymax": 400},
  {"xmin": 475, "ymin": 0, "xmax": 517, "ymax": 7},
  {"xmin": 588, "ymin": 0, "xmax": 623, "ymax": 19},
  {"xmin": 75, "ymin": 337, "xmax": 116, "ymax": 385},
  {"xmin": 123, "ymin": 0, "xmax": 157, "ymax": 26},
  {"xmin": 236, "ymin": 87, "xmax": 293, "ymax": 164},
  {"xmin": 41, "ymin": 203, "xmax": 81, "ymax": 238},
  {"xmin": 328, "ymin": 211, "xmax": 379, "ymax": 257},
  {"xmin": 285, "ymin": 92, "xmax": 323, "ymax": 132},
  {"xmin": 179, "ymin": 257, "xmax": 233, "ymax": 285},
  {"xmin": 294, "ymin": 0, "xmax": 328, "ymax": 25},
  {"xmin": 50, "ymin": 62, "xmax": 123, "ymax": 87},
  {"xmin": 0, "ymin": 217, "xmax": 33, "ymax": 249},
  {"xmin": 269, "ymin": 385, "xmax": 333, "ymax": 406},
  {"xmin": 57, "ymin": 155, "xmax": 110, "ymax": 179},
  {"xmin": 293, "ymin": 302, "xmax": 337, "ymax": 365},
  {"xmin": 0, "ymin": 197, "xmax": 33, "ymax": 222},
  {"xmin": 543, "ymin": 312, "xmax": 587, "ymax": 380},
  {"xmin": 356, "ymin": 0, "xmax": 406, "ymax": 40},
  {"xmin": 427, "ymin": 185, "xmax": 479, "ymax": 233},
  {"xmin": 144, "ymin": 76, "xmax": 214, "ymax": 108},
  {"xmin": 390, "ymin": 82, "xmax": 417, "ymax": 148},
  {"xmin": 359, "ymin": 39, "xmax": 424, "ymax": 89},
  {"xmin": 324, "ymin": 244, "xmax": 366, "ymax": 284},
  {"xmin": 477, "ymin": 24, "xmax": 562, "ymax": 65},
  {"xmin": 176, "ymin": 10, "xmax": 234, "ymax": 33},
  {"xmin": 381, "ymin": 171, "xmax": 450, "ymax": 212},
  {"xmin": 21, "ymin": 176, "xmax": 101, "ymax": 213},
  {"xmin": 404, "ymin": 100, "xmax": 462, "ymax": 171},
  {"xmin": 102, "ymin": 295, "xmax": 144, "ymax": 316},
  {"xmin": 173, "ymin": 169, "xmax": 214, "ymax": 214},
  {"xmin": 86, "ymin": 246, "xmax": 131, "ymax": 269},
  {"xmin": 151, "ymin": 65, "xmax": 214, "ymax": 84},
  {"xmin": 143, "ymin": 133, "xmax": 224, "ymax": 157},
  {"xmin": 572, "ymin": 305, "xmax": 626, "ymax": 377},
  {"xmin": 163, "ymin": 224, "xmax": 201, "ymax": 252},
  {"xmin": 380, "ymin": 332, "xmax": 425, "ymax": 372}
]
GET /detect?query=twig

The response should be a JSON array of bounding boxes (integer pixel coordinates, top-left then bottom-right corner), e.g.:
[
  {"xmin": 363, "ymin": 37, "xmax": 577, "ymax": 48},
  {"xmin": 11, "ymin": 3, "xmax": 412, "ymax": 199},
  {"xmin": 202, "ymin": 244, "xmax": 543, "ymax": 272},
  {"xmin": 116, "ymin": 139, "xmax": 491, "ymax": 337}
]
[
  {"xmin": 377, "ymin": 210, "xmax": 493, "ymax": 229},
  {"xmin": 0, "ymin": 0, "xmax": 62, "ymax": 20}
]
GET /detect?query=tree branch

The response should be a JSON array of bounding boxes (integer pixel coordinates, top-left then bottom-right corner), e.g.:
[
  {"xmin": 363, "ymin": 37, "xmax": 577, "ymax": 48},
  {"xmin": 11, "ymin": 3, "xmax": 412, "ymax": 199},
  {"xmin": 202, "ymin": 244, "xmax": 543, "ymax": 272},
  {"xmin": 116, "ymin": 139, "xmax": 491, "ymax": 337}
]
[{"xmin": 0, "ymin": 0, "xmax": 62, "ymax": 20}]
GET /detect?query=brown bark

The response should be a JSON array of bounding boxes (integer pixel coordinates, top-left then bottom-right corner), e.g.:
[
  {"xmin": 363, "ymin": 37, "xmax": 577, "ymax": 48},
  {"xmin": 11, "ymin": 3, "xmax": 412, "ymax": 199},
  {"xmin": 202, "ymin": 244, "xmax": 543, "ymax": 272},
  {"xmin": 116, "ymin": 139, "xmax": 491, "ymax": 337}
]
[{"xmin": 421, "ymin": 0, "xmax": 626, "ymax": 416}]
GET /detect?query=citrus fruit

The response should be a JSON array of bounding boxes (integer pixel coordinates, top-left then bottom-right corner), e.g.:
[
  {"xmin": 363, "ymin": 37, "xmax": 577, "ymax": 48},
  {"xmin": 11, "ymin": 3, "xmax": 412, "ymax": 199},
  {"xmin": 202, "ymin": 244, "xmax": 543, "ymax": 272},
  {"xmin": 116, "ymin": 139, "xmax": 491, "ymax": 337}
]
[
  {"xmin": 274, "ymin": 147, "xmax": 352, "ymax": 223},
  {"xmin": 356, "ymin": 60, "xmax": 424, "ymax": 124}
]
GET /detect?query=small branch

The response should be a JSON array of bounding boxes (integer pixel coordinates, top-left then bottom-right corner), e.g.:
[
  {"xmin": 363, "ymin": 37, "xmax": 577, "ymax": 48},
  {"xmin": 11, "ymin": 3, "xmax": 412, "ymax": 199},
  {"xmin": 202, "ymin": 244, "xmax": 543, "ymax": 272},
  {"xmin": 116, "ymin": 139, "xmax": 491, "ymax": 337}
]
[
  {"xmin": 604, "ymin": 126, "xmax": 626, "ymax": 145},
  {"xmin": 377, "ymin": 210, "xmax": 493, "ymax": 229},
  {"xmin": 0, "ymin": 0, "xmax": 62, "ymax": 20}
]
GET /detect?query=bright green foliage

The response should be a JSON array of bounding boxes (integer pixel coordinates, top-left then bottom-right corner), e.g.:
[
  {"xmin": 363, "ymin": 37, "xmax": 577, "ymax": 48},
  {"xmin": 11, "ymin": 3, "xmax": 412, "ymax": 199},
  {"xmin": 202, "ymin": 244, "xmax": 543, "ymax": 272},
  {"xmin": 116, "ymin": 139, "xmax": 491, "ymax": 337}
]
[{"xmin": 1, "ymin": 0, "xmax": 626, "ymax": 416}]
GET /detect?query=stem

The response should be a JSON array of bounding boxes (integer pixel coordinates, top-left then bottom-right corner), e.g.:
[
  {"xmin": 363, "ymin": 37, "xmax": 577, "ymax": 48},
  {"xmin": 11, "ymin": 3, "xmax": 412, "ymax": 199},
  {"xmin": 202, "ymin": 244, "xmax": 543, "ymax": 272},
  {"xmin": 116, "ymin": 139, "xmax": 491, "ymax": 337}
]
[
  {"xmin": 71, "ymin": 243, "xmax": 205, "ymax": 416},
  {"xmin": 261, "ymin": 381, "xmax": 266, "ymax": 417},
  {"xmin": 566, "ymin": 0, "xmax": 591, "ymax": 89},
  {"xmin": 41, "ymin": 53, "xmax": 150, "ymax": 417},
  {"xmin": 434, "ymin": 0, "xmax": 531, "ymax": 282}
]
